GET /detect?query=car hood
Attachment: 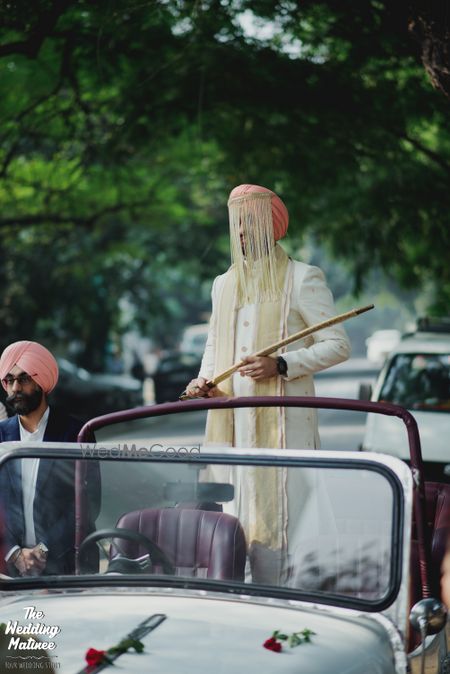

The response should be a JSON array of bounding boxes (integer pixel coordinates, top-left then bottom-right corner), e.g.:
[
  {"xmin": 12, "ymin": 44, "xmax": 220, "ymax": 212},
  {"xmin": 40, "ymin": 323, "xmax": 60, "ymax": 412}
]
[
  {"xmin": 0, "ymin": 589, "xmax": 402, "ymax": 674},
  {"xmin": 363, "ymin": 410, "xmax": 449, "ymax": 461}
]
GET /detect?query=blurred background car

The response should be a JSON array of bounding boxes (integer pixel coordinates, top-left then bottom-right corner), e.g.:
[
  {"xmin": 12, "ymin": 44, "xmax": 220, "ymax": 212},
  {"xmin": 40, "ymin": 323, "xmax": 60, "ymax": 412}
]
[
  {"xmin": 151, "ymin": 324, "xmax": 209, "ymax": 404},
  {"xmin": 47, "ymin": 358, "xmax": 143, "ymax": 421},
  {"xmin": 179, "ymin": 324, "xmax": 209, "ymax": 358},
  {"xmin": 152, "ymin": 352, "xmax": 202, "ymax": 404},
  {"xmin": 365, "ymin": 329, "xmax": 401, "ymax": 366},
  {"xmin": 360, "ymin": 318, "xmax": 450, "ymax": 481}
]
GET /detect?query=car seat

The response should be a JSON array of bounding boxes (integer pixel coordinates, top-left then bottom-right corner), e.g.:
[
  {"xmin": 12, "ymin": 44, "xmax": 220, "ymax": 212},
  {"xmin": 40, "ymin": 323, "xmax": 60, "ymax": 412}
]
[{"xmin": 111, "ymin": 507, "xmax": 247, "ymax": 581}]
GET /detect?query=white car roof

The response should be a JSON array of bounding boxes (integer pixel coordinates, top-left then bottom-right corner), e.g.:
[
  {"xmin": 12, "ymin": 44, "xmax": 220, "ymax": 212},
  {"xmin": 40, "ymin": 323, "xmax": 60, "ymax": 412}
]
[
  {"xmin": 182, "ymin": 324, "xmax": 209, "ymax": 336},
  {"xmin": 391, "ymin": 331, "xmax": 450, "ymax": 355}
]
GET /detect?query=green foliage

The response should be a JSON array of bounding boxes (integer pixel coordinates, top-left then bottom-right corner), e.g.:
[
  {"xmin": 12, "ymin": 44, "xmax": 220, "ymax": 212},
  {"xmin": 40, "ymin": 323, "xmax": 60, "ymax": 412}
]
[{"xmin": 0, "ymin": 0, "xmax": 449, "ymax": 366}]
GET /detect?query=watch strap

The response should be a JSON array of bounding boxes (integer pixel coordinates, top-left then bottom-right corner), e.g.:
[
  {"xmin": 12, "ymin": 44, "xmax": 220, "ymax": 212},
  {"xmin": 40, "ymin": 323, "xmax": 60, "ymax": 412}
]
[{"xmin": 276, "ymin": 356, "xmax": 288, "ymax": 376}]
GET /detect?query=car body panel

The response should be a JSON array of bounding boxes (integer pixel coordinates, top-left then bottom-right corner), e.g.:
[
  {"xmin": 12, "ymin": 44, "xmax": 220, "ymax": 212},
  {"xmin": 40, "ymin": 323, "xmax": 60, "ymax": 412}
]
[
  {"xmin": 0, "ymin": 590, "xmax": 403, "ymax": 674},
  {"xmin": 0, "ymin": 397, "xmax": 445, "ymax": 673},
  {"xmin": 0, "ymin": 441, "xmax": 414, "ymax": 673}
]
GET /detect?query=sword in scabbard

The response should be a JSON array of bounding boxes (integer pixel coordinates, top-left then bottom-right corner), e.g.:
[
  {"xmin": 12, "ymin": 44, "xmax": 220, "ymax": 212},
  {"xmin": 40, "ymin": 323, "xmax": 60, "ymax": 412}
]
[
  {"xmin": 78, "ymin": 614, "xmax": 167, "ymax": 673},
  {"xmin": 179, "ymin": 304, "xmax": 374, "ymax": 400}
]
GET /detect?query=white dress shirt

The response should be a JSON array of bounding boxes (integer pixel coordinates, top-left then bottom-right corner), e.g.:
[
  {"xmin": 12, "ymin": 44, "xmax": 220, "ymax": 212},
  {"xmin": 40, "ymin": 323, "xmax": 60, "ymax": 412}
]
[{"xmin": 5, "ymin": 407, "xmax": 50, "ymax": 561}]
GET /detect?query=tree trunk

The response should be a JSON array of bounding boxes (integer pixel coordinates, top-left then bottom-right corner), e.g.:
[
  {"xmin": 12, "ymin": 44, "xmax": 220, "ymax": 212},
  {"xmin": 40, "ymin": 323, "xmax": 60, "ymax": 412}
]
[{"xmin": 408, "ymin": 1, "xmax": 450, "ymax": 99}]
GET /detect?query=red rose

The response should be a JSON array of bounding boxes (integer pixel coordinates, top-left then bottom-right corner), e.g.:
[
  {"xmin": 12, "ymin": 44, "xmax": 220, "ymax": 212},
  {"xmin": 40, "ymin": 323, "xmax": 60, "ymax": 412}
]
[
  {"xmin": 263, "ymin": 637, "xmax": 282, "ymax": 653},
  {"xmin": 85, "ymin": 648, "xmax": 107, "ymax": 667}
]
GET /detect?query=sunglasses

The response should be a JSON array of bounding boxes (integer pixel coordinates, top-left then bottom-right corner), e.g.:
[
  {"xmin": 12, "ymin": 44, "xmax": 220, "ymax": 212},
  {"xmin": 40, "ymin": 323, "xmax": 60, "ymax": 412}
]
[{"xmin": 2, "ymin": 373, "xmax": 37, "ymax": 387}]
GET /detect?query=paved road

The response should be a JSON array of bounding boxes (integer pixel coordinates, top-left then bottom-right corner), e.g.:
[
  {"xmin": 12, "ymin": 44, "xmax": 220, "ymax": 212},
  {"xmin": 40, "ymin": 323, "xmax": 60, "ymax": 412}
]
[{"xmin": 97, "ymin": 359, "xmax": 378, "ymax": 452}]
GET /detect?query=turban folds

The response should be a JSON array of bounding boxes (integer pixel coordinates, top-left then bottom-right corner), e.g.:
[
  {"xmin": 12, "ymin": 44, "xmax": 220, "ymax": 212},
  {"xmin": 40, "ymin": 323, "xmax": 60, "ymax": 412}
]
[
  {"xmin": 0, "ymin": 341, "xmax": 59, "ymax": 393},
  {"xmin": 228, "ymin": 184, "xmax": 289, "ymax": 241}
]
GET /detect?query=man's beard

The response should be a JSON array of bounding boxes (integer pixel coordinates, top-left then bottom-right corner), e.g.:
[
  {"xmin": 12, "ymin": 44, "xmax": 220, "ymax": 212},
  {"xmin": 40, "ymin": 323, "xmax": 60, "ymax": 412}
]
[{"xmin": 6, "ymin": 388, "xmax": 43, "ymax": 415}]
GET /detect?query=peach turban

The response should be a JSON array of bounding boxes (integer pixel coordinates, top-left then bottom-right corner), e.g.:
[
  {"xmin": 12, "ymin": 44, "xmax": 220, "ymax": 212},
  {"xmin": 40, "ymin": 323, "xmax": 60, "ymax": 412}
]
[
  {"xmin": 228, "ymin": 184, "xmax": 289, "ymax": 240},
  {"xmin": 0, "ymin": 341, "xmax": 59, "ymax": 393}
]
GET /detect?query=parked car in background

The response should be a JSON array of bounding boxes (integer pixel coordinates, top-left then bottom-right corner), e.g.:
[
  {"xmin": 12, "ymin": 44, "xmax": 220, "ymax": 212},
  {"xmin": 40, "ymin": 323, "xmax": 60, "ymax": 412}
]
[
  {"xmin": 365, "ymin": 329, "xmax": 401, "ymax": 366},
  {"xmin": 361, "ymin": 319, "xmax": 450, "ymax": 481},
  {"xmin": 151, "ymin": 324, "xmax": 209, "ymax": 403},
  {"xmin": 48, "ymin": 358, "xmax": 143, "ymax": 420},
  {"xmin": 152, "ymin": 351, "xmax": 201, "ymax": 403},
  {"xmin": 179, "ymin": 323, "xmax": 209, "ymax": 358}
]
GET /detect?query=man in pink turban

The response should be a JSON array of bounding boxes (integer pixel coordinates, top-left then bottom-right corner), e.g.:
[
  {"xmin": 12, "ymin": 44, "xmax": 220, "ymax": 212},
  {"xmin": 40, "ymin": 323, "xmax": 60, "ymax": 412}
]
[
  {"xmin": 0, "ymin": 340, "xmax": 99, "ymax": 577},
  {"xmin": 184, "ymin": 184, "xmax": 351, "ymax": 582},
  {"xmin": 0, "ymin": 340, "xmax": 59, "ymax": 419}
]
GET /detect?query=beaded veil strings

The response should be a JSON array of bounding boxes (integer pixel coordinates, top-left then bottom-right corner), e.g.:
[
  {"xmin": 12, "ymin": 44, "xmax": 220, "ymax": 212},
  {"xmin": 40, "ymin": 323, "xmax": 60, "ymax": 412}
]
[{"xmin": 228, "ymin": 192, "xmax": 283, "ymax": 306}]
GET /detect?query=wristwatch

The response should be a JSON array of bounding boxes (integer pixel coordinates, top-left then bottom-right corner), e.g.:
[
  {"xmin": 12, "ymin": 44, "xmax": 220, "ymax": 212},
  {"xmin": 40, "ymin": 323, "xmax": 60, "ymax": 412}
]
[
  {"xmin": 276, "ymin": 356, "xmax": 288, "ymax": 376},
  {"xmin": 37, "ymin": 542, "xmax": 49, "ymax": 557}
]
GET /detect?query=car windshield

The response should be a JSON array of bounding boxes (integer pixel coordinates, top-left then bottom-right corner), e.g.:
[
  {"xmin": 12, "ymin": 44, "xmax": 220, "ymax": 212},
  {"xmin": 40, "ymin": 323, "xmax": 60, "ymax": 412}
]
[
  {"xmin": 0, "ymin": 443, "xmax": 402, "ymax": 611},
  {"xmin": 379, "ymin": 353, "xmax": 450, "ymax": 411}
]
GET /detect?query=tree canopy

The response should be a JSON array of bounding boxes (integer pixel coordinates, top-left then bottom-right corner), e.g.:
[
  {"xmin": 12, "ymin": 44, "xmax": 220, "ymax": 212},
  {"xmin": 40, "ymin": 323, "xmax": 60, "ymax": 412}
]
[{"xmin": 1, "ymin": 0, "xmax": 449, "ymax": 367}]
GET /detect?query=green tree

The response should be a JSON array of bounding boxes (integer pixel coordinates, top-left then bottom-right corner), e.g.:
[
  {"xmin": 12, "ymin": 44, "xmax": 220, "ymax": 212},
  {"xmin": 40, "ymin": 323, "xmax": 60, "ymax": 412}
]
[{"xmin": 0, "ymin": 1, "xmax": 449, "ymax": 365}]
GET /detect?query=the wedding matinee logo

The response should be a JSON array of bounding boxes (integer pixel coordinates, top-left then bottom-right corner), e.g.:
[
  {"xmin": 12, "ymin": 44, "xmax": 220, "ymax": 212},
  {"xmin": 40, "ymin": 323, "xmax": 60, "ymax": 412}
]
[
  {"xmin": 4, "ymin": 607, "xmax": 60, "ymax": 651},
  {"xmin": 1, "ymin": 605, "xmax": 61, "ymax": 669},
  {"xmin": 81, "ymin": 442, "xmax": 201, "ymax": 458}
]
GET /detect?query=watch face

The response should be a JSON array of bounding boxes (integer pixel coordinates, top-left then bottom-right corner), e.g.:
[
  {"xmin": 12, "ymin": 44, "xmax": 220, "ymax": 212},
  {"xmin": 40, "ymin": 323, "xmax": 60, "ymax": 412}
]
[{"xmin": 277, "ymin": 357, "xmax": 287, "ymax": 375}]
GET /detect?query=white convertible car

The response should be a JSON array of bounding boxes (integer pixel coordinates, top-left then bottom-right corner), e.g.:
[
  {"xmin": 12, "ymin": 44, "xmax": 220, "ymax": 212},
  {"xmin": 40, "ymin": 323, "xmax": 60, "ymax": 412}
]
[{"xmin": 0, "ymin": 396, "xmax": 449, "ymax": 673}]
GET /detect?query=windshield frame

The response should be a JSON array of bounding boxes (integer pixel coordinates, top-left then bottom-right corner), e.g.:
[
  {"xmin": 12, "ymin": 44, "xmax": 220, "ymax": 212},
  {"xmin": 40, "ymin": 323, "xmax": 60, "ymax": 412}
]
[
  {"xmin": 78, "ymin": 395, "xmax": 431, "ymax": 599},
  {"xmin": 0, "ymin": 443, "xmax": 408, "ymax": 614}
]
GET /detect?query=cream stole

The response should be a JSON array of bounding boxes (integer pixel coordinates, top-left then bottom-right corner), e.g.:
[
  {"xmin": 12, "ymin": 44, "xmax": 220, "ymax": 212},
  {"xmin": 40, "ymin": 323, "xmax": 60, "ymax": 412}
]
[{"xmin": 204, "ymin": 245, "xmax": 292, "ymax": 551}]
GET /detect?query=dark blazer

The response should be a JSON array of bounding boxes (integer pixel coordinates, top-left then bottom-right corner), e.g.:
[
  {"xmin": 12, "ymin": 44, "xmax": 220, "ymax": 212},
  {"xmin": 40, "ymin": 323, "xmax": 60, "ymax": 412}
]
[{"xmin": 0, "ymin": 408, "xmax": 100, "ymax": 575}]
